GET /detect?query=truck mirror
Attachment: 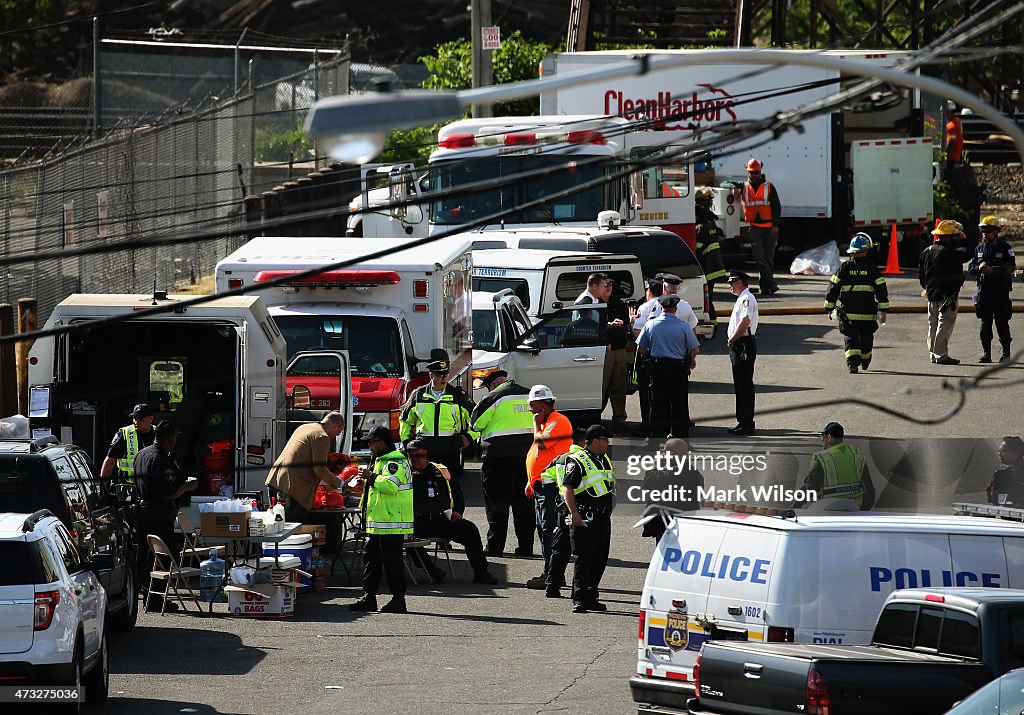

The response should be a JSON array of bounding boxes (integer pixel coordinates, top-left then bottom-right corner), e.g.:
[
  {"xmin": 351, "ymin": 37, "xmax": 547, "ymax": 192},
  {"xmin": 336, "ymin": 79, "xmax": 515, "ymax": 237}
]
[
  {"xmin": 290, "ymin": 385, "xmax": 312, "ymax": 409},
  {"xmin": 516, "ymin": 338, "xmax": 540, "ymax": 356},
  {"xmin": 405, "ymin": 204, "xmax": 423, "ymax": 225}
]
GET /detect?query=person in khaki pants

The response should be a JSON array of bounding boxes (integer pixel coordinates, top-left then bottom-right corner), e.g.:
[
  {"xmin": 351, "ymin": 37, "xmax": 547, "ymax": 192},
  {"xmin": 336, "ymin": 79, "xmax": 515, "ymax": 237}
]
[
  {"xmin": 265, "ymin": 412, "xmax": 345, "ymax": 522},
  {"xmin": 918, "ymin": 220, "xmax": 970, "ymax": 365}
]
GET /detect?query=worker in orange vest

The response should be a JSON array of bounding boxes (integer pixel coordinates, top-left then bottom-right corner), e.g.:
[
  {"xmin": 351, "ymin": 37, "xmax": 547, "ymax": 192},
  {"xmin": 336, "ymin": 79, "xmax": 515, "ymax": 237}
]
[
  {"xmin": 945, "ymin": 101, "xmax": 964, "ymax": 173},
  {"xmin": 741, "ymin": 158, "xmax": 782, "ymax": 297}
]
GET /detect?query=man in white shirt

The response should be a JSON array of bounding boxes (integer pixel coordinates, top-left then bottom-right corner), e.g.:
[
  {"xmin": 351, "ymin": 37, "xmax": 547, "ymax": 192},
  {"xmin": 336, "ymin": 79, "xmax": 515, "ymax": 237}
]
[
  {"xmin": 659, "ymin": 273, "xmax": 698, "ymax": 329},
  {"xmin": 726, "ymin": 271, "xmax": 759, "ymax": 436}
]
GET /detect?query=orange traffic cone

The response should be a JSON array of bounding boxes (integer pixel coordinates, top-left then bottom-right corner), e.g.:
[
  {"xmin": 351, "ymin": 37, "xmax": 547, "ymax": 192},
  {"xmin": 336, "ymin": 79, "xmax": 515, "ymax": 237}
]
[{"xmin": 882, "ymin": 223, "xmax": 904, "ymax": 275}]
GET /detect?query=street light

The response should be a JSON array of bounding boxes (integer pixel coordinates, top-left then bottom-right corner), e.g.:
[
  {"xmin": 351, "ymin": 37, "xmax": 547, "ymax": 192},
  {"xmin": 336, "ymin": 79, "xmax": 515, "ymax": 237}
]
[{"xmin": 304, "ymin": 49, "xmax": 1024, "ymax": 166}]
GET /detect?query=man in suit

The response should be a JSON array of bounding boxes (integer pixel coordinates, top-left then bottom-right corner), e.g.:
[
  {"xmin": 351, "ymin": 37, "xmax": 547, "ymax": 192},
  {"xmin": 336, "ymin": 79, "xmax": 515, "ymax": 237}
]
[{"xmin": 266, "ymin": 412, "xmax": 346, "ymax": 523}]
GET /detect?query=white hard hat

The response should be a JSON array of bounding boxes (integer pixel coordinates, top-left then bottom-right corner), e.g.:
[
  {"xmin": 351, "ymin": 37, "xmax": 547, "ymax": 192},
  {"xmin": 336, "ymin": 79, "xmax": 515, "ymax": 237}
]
[
  {"xmin": 960, "ymin": 107, "xmax": 973, "ymax": 116},
  {"xmin": 528, "ymin": 384, "xmax": 556, "ymax": 402}
]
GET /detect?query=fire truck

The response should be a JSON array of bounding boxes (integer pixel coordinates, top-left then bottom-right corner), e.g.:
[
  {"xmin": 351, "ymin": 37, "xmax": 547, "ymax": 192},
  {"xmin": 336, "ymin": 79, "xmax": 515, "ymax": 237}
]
[
  {"xmin": 216, "ymin": 236, "xmax": 473, "ymax": 453},
  {"xmin": 347, "ymin": 115, "xmax": 701, "ymax": 251}
]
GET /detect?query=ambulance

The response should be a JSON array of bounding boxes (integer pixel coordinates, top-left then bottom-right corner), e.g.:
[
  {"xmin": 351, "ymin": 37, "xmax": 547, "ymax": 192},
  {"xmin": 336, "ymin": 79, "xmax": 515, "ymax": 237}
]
[
  {"xmin": 215, "ymin": 236, "xmax": 473, "ymax": 452},
  {"xmin": 631, "ymin": 505, "xmax": 1024, "ymax": 712},
  {"xmin": 25, "ymin": 293, "xmax": 323, "ymax": 494}
]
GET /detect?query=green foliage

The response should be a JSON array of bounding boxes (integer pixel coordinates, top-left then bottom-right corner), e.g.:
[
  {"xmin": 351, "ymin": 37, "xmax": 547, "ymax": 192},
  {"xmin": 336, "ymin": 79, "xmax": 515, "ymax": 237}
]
[
  {"xmin": 376, "ymin": 123, "xmax": 443, "ymax": 165},
  {"xmin": 0, "ymin": 0, "xmax": 64, "ymax": 73},
  {"xmin": 255, "ymin": 126, "xmax": 313, "ymax": 163}
]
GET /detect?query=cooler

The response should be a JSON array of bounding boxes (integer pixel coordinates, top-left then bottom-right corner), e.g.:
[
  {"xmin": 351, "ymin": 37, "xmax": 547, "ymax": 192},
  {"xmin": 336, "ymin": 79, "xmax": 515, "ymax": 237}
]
[
  {"xmin": 263, "ymin": 534, "xmax": 313, "ymax": 593},
  {"xmin": 203, "ymin": 440, "xmax": 235, "ymax": 496}
]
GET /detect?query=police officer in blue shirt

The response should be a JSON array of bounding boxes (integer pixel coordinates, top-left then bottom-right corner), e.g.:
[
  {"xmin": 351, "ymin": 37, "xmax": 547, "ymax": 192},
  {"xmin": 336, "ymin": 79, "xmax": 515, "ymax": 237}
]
[{"xmin": 636, "ymin": 294, "xmax": 700, "ymax": 438}]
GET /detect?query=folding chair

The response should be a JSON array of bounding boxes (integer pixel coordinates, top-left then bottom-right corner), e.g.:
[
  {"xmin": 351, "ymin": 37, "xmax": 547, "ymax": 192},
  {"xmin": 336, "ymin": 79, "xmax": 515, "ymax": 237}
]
[
  {"xmin": 409, "ymin": 537, "xmax": 455, "ymax": 580},
  {"xmin": 176, "ymin": 512, "xmax": 225, "ymax": 567},
  {"xmin": 146, "ymin": 534, "xmax": 201, "ymax": 614}
]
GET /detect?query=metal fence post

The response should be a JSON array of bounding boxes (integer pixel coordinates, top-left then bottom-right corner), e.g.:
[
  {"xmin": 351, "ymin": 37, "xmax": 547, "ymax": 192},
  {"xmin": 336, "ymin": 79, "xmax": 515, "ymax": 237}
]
[
  {"xmin": 15, "ymin": 299, "xmax": 37, "ymax": 416},
  {"xmin": 93, "ymin": 16, "xmax": 102, "ymax": 135},
  {"xmin": 0, "ymin": 304, "xmax": 17, "ymax": 417}
]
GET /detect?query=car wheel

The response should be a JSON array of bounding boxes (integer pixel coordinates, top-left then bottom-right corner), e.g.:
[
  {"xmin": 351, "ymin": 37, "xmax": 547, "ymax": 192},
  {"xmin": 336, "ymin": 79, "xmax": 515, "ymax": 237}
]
[
  {"xmin": 83, "ymin": 634, "xmax": 109, "ymax": 704},
  {"xmin": 108, "ymin": 567, "xmax": 139, "ymax": 632},
  {"xmin": 61, "ymin": 642, "xmax": 83, "ymax": 714}
]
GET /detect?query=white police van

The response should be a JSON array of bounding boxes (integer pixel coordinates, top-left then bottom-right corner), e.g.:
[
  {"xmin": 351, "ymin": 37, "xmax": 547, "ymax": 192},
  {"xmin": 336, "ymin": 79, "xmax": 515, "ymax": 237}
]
[{"xmin": 631, "ymin": 506, "xmax": 1024, "ymax": 713}]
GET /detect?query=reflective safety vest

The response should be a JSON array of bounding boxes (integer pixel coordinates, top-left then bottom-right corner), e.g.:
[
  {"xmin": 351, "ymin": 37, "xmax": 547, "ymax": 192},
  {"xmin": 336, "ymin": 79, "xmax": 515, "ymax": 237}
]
[
  {"xmin": 469, "ymin": 381, "xmax": 534, "ymax": 444},
  {"xmin": 742, "ymin": 180, "xmax": 774, "ymax": 228},
  {"xmin": 559, "ymin": 448, "xmax": 615, "ymax": 498},
  {"xmin": 117, "ymin": 426, "xmax": 145, "ymax": 480},
  {"xmin": 812, "ymin": 444, "xmax": 868, "ymax": 505},
  {"xmin": 541, "ymin": 444, "xmax": 585, "ymax": 485},
  {"xmin": 399, "ymin": 387, "xmax": 472, "ymax": 445},
  {"xmin": 364, "ymin": 450, "xmax": 415, "ymax": 535}
]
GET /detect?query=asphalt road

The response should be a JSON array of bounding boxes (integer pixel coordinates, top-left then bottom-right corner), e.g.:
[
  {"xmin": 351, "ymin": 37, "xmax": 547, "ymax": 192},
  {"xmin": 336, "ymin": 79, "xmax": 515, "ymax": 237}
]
[{"xmin": 90, "ymin": 273, "xmax": 1022, "ymax": 714}]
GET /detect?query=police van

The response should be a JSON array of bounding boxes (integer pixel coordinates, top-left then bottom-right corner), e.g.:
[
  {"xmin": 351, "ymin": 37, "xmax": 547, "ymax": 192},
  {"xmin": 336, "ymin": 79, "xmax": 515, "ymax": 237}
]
[
  {"xmin": 471, "ymin": 249, "xmax": 645, "ymax": 320},
  {"xmin": 631, "ymin": 506, "xmax": 1024, "ymax": 713}
]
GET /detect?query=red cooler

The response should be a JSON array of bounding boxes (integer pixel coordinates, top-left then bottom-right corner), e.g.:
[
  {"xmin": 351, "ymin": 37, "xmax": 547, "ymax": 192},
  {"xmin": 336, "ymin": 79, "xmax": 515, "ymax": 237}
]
[{"xmin": 203, "ymin": 440, "xmax": 235, "ymax": 496}]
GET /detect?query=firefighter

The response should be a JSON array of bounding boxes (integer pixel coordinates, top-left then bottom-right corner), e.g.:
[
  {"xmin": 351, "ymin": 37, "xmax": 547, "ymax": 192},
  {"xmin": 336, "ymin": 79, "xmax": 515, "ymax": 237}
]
[
  {"xmin": 399, "ymin": 358, "xmax": 474, "ymax": 508},
  {"xmin": 740, "ymin": 158, "xmax": 782, "ymax": 296},
  {"xmin": 824, "ymin": 233, "xmax": 890, "ymax": 373},
  {"xmin": 694, "ymin": 187, "xmax": 728, "ymax": 325},
  {"xmin": 797, "ymin": 422, "xmax": 875, "ymax": 510},
  {"xmin": 969, "ymin": 216, "xmax": 1016, "ymax": 363},
  {"xmin": 469, "ymin": 371, "xmax": 536, "ymax": 557}
]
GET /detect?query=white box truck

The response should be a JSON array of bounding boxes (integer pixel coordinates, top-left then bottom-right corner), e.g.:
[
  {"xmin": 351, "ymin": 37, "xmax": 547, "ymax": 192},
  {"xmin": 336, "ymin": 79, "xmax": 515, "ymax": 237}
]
[
  {"xmin": 25, "ymin": 293, "xmax": 343, "ymax": 494},
  {"xmin": 540, "ymin": 49, "xmax": 939, "ymax": 254}
]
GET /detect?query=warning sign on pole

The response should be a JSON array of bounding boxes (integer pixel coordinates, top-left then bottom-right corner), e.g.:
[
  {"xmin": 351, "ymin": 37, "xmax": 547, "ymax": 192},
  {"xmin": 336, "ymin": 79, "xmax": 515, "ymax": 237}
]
[{"xmin": 482, "ymin": 26, "xmax": 501, "ymax": 51}]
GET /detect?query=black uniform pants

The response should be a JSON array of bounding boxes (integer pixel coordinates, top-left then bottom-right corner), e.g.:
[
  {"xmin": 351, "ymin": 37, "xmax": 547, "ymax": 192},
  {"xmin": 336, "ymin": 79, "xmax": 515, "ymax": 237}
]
[
  {"xmin": 480, "ymin": 457, "xmax": 535, "ymax": 554},
  {"xmin": 546, "ymin": 505, "xmax": 572, "ymax": 589},
  {"xmin": 137, "ymin": 507, "xmax": 179, "ymax": 600},
  {"xmin": 411, "ymin": 514, "xmax": 489, "ymax": 575},
  {"xmin": 636, "ymin": 358, "xmax": 652, "ymax": 430},
  {"xmin": 844, "ymin": 321, "xmax": 877, "ymax": 368},
  {"xmin": 706, "ymin": 278, "xmax": 719, "ymax": 323},
  {"xmin": 650, "ymin": 358, "xmax": 690, "ymax": 438},
  {"xmin": 730, "ymin": 336, "xmax": 757, "ymax": 429},
  {"xmin": 362, "ymin": 533, "xmax": 406, "ymax": 597},
  {"xmin": 569, "ymin": 508, "xmax": 612, "ymax": 605},
  {"xmin": 977, "ymin": 293, "xmax": 1012, "ymax": 351}
]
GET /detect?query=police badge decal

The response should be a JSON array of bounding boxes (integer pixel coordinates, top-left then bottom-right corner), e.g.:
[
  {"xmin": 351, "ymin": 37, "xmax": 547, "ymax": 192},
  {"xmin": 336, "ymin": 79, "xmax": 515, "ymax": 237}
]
[{"xmin": 665, "ymin": 600, "xmax": 689, "ymax": 652}]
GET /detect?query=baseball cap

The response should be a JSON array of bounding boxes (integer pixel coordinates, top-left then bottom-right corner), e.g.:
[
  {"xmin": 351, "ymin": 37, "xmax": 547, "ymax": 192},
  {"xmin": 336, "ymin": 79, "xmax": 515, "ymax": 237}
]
[
  {"xmin": 528, "ymin": 384, "xmax": 556, "ymax": 402},
  {"xmin": 818, "ymin": 422, "xmax": 845, "ymax": 439},
  {"xmin": 405, "ymin": 438, "xmax": 429, "ymax": 454},
  {"xmin": 479, "ymin": 370, "xmax": 507, "ymax": 389},
  {"xmin": 365, "ymin": 425, "xmax": 393, "ymax": 444},
  {"xmin": 154, "ymin": 420, "xmax": 181, "ymax": 437},
  {"xmin": 585, "ymin": 424, "xmax": 613, "ymax": 441},
  {"xmin": 130, "ymin": 403, "xmax": 154, "ymax": 418}
]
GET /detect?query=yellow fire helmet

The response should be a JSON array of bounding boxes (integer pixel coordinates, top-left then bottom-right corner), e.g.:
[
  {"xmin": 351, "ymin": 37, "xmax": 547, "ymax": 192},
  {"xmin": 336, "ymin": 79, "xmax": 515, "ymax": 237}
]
[
  {"xmin": 979, "ymin": 215, "xmax": 1001, "ymax": 230},
  {"xmin": 931, "ymin": 219, "xmax": 960, "ymax": 237}
]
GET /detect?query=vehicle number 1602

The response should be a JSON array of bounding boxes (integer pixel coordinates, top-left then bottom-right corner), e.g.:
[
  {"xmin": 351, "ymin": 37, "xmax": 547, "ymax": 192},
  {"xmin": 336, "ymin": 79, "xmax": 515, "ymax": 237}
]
[{"xmin": 745, "ymin": 607, "xmax": 762, "ymax": 618}]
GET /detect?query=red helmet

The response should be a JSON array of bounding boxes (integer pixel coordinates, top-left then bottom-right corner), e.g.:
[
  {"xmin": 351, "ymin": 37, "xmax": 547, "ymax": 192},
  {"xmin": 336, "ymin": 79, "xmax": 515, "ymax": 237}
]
[
  {"xmin": 745, "ymin": 158, "xmax": 763, "ymax": 172},
  {"xmin": 324, "ymin": 491, "xmax": 345, "ymax": 509},
  {"xmin": 341, "ymin": 463, "xmax": 360, "ymax": 481}
]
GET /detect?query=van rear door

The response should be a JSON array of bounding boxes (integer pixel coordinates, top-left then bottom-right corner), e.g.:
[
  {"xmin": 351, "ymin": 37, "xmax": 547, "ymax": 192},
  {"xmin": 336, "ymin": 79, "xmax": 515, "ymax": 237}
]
[
  {"xmin": 538, "ymin": 254, "xmax": 644, "ymax": 316},
  {"xmin": 705, "ymin": 526, "xmax": 782, "ymax": 643},
  {"xmin": 285, "ymin": 350, "xmax": 354, "ymax": 455}
]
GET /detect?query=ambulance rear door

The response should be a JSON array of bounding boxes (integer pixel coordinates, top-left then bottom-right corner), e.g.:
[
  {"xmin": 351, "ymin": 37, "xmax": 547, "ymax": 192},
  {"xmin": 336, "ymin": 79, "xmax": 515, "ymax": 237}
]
[{"xmin": 285, "ymin": 350, "xmax": 354, "ymax": 456}]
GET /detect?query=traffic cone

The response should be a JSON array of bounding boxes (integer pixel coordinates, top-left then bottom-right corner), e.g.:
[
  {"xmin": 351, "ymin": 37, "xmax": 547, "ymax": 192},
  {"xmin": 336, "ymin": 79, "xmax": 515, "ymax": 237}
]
[{"xmin": 882, "ymin": 223, "xmax": 904, "ymax": 275}]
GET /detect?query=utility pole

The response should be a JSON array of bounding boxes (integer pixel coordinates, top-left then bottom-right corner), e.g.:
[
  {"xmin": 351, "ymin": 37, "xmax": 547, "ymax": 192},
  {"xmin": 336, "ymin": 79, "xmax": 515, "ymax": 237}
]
[{"xmin": 471, "ymin": 0, "xmax": 494, "ymax": 118}]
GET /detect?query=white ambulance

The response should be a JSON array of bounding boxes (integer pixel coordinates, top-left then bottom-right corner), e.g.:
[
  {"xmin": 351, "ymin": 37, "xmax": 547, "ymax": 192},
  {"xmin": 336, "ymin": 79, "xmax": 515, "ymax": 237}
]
[
  {"xmin": 216, "ymin": 236, "xmax": 473, "ymax": 453},
  {"xmin": 631, "ymin": 505, "xmax": 1024, "ymax": 712}
]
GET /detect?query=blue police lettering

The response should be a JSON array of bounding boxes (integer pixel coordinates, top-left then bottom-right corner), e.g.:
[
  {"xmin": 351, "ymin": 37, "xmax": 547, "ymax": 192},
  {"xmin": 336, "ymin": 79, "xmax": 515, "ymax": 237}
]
[
  {"xmin": 870, "ymin": 566, "xmax": 1003, "ymax": 592},
  {"xmin": 660, "ymin": 549, "xmax": 770, "ymax": 584}
]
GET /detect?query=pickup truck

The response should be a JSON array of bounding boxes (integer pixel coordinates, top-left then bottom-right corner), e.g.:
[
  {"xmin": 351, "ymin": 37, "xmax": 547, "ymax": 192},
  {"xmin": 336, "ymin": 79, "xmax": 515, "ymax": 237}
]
[{"xmin": 686, "ymin": 588, "xmax": 1024, "ymax": 715}]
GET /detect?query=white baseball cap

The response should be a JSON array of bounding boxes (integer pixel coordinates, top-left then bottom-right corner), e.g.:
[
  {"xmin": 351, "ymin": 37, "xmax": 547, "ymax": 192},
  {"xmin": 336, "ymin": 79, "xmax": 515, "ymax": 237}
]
[{"xmin": 528, "ymin": 384, "xmax": 556, "ymax": 401}]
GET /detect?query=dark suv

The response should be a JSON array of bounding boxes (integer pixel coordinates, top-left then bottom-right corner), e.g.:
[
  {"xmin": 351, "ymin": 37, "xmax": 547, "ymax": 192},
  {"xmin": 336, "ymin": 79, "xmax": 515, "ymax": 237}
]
[{"xmin": 0, "ymin": 437, "xmax": 139, "ymax": 631}]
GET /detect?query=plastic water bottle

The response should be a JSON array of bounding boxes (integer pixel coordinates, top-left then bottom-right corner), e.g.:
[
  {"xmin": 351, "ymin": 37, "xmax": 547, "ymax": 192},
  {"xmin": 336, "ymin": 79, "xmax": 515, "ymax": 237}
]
[
  {"xmin": 272, "ymin": 502, "xmax": 286, "ymax": 523},
  {"xmin": 199, "ymin": 550, "xmax": 225, "ymax": 603}
]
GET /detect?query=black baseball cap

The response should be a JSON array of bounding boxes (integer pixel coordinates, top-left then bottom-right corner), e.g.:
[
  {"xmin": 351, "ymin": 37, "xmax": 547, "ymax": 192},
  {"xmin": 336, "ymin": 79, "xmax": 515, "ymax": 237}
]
[
  {"xmin": 154, "ymin": 420, "xmax": 181, "ymax": 437},
  {"xmin": 818, "ymin": 422, "xmax": 845, "ymax": 439},
  {"xmin": 479, "ymin": 370, "xmax": 507, "ymax": 389},
  {"xmin": 585, "ymin": 424, "xmax": 613, "ymax": 441},
  {"xmin": 405, "ymin": 438, "xmax": 429, "ymax": 454},
  {"xmin": 130, "ymin": 403, "xmax": 154, "ymax": 418},
  {"xmin": 365, "ymin": 426, "xmax": 393, "ymax": 444}
]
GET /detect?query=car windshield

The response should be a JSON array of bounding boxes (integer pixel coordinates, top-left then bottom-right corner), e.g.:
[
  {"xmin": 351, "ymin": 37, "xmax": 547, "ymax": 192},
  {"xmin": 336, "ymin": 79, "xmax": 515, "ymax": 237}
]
[
  {"xmin": 274, "ymin": 315, "xmax": 403, "ymax": 377},
  {"xmin": 430, "ymin": 155, "xmax": 607, "ymax": 225},
  {"xmin": 473, "ymin": 309, "xmax": 499, "ymax": 351}
]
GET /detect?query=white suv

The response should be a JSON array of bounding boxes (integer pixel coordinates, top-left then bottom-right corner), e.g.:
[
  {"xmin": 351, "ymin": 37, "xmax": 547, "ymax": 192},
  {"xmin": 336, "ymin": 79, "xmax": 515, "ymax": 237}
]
[{"xmin": 0, "ymin": 510, "xmax": 108, "ymax": 704}]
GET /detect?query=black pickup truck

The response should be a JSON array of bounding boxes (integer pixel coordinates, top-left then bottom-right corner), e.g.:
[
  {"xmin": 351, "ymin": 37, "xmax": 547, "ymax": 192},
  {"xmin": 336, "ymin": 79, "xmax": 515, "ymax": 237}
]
[{"xmin": 687, "ymin": 588, "xmax": 1024, "ymax": 715}]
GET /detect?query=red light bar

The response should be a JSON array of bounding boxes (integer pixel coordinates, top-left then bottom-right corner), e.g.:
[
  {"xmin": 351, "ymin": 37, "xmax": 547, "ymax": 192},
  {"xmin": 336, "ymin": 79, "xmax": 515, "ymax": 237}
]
[
  {"xmin": 439, "ymin": 133, "xmax": 475, "ymax": 149},
  {"xmin": 567, "ymin": 130, "xmax": 606, "ymax": 145},
  {"xmin": 504, "ymin": 133, "xmax": 536, "ymax": 145},
  {"xmin": 924, "ymin": 594, "xmax": 945, "ymax": 603},
  {"xmin": 253, "ymin": 270, "xmax": 401, "ymax": 286}
]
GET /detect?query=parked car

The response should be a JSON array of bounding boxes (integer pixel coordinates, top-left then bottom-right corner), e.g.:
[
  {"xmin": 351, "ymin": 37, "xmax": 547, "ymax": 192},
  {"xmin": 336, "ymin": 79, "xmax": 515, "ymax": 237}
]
[
  {"xmin": 0, "ymin": 509, "xmax": 108, "ymax": 701},
  {"xmin": 0, "ymin": 437, "xmax": 139, "ymax": 631},
  {"xmin": 944, "ymin": 668, "xmax": 1024, "ymax": 714}
]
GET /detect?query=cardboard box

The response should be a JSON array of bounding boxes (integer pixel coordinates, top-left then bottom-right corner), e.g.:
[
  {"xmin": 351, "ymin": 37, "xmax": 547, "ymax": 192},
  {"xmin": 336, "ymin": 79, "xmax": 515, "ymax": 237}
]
[
  {"xmin": 226, "ymin": 583, "xmax": 297, "ymax": 618},
  {"xmin": 200, "ymin": 512, "xmax": 249, "ymax": 538},
  {"xmin": 297, "ymin": 524, "xmax": 327, "ymax": 546}
]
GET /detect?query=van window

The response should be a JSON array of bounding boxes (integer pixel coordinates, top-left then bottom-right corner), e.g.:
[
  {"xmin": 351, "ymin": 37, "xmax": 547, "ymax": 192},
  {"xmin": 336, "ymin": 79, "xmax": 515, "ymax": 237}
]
[
  {"xmin": 915, "ymin": 606, "xmax": 943, "ymax": 650},
  {"xmin": 473, "ymin": 277, "xmax": 531, "ymax": 310},
  {"xmin": 874, "ymin": 603, "xmax": 917, "ymax": 648},
  {"xmin": 517, "ymin": 238, "xmax": 590, "ymax": 252},
  {"xmin": 555, "ymin": 270, "xmax": 636, "ymax": 302},
  {"xmin": 148, "ymin": 359, "xmax": 185, "ymax": 411},
  {"xmin": 939, "ymin": 610, "xmax": 980, "ymax": 659},
  {"xmin": 275, "ymin": 315, "xmax": 402, "ymax": 378},
  {"xmin": 472, "ymin": 308, "xmax": 500, "ymax": 351},
  {"xmin": 52, "ymin": 525, "xmax": 83, "ymax": 573},
  {"xmin": 520, "ymin": 307, "xmax": 606, "ymax": 350}
]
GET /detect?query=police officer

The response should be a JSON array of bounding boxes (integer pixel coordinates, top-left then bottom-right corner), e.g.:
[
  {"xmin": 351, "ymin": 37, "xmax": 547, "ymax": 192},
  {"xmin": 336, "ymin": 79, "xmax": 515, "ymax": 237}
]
[
  {"xmin": 631, "ymin": 279, "xmax": 664, "ymax": 437},
  {"xmin": 658, "ymin": 273, "xmax": 699, "ymax": 328},
  {"xmin": 641, "ymin": 438, "xmax": 704, "ymax": 542},
  {"xmin": 399, "ymin": 358, "xmax": 474, "ymax": 506},
  {"xmin": 797, "ymin": 422, "xmax": 875, "ymax": 509},
  {"xmin": 741, "ymin": 158, "xmax": 782, "ymax": 295},
  {"xmin": 350, "ymin": 425, "xmax": 414, "ymax": 614},
  {"xmin": 694, "ymin": 187, "xmax": 728, "ymax": 324},
  {"xmin": 99, "ymin": 403, "xmax": 156, "ymax": 487},
  {"xmin": 969, "ymin": 216, "xmax": 1016, "ymax": 362},
  {"xmin": 824, "ymin": 233, "xmax": 890, "ymax": 373},
  {"xmin": 726, "ymin": 271, "xmax": 758, "ymax": 436},
  {"xmin": 987, "ymin": 436, "xmax": 1024, "ymax": 507},
  {"xmin": 547, "ymin": 424, "xmax": 616, "ymax": 613},
  {"xmin": 539, "ymin": 429, "xmax": 585, "ymax": 593},
  {"xmin": 469, "ymin": 370, "xmax": 535, "ymax": 557},
  {"xmin": 405, "ymin": 439, "xmax": 498, "ymax": 584},
  {"xmin": 134, "ymin": 420, "xmax": 198, "ymax": 610},
  {"xmin": 636, "ymin": 294, "xmax": 700, "ymax": 438}
]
